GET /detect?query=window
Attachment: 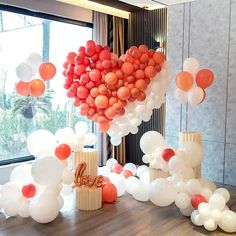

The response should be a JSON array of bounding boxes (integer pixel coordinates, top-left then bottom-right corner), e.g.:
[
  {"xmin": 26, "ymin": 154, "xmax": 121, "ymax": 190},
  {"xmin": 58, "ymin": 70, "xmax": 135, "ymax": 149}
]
[{"xmin": 0, "ymin": 6, "xmax": 93, "ymax": 164}]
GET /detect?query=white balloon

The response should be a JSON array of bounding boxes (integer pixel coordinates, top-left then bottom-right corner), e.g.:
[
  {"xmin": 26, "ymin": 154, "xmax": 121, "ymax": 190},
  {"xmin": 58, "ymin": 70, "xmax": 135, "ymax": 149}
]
[
  {"xmin": 174, "ymin": 88, "xmax": 188, "ymax": 104},
  {"xmin": 175, "ymin": 192, "xmax": 191, "ymax": 209},
  {"xmin": 180, "ymin": 142, "xmax": 203, "ymax": 168},
  {"xmin": 183, "ymin": 57, "xmax": 200, "ymax": 77},
  {"xmin": 18, "ymin": 198, "xmax": 30, "ymax": 218},
  {"xmin": 123, "ymin": 163, "xmax": 136, "ymax": 175},
  {"xmin": 176, "ymin": 181, "xmax": 188, "ymax": 193},
  {"xmin": 187, "ymin": 86, "xmax": 204, "ymax": 106},
  {"xmin": 61, "ymin": 185, "xmax": 73, "ymax": 195},
  {"xmin": 74, "ymin": 121, "xmax": 88, "ymax": 135},
  {"xmin": 168, "ymin": 156, "xmax": 186, "ymax": 175},
  {"xmin": 149, "ymin": 178, "xmax": 177, "ymax": 207},
  {"xmin": 55, "ymin": 128, "xmax": 77, "ymax": 149},
  {"xmin": 29, "ymin": 194, "xmax": 60, "ymax": 223},
  {"xmin": 1, "ymin": 183, "xmax": 20, "ymax": 201},
  {"xmin": 98, "ymin": 166, "xmax": 110, "ymax": 176},
  {"xmin": 27, "ymin": 53, "xmax": 42, "ymax": 72},
  {"xmin": 110, "ymin": 178, "xmax": 125, "ymax": 197},
  {"xmin": 199, "ymin": 204, "xmax": 210, "ymax": 220},
  {"xmin": 218, "ymin": 210, "xmax": 236, "ymax": 233},
  {"xmin": 200, "ymin": 188, "xmax": 213, "ymax": 201},
  {"xmin": 111, "ymin": 136, "xmax": 121, "ymax": 146},
  {"xmin": 209, "ymin": 194, "xmax": 226, "ymax": 211},
  {"xmin": 27, "ymin": 130, "xmax": 56, "ymax": 157},
  {"xmin": 136, "ymin": 165, "xmax": 148, "ymax": 177},
  {"xmin": 140, "ymin": 131, "xmax": 165, "ymax": 154},
  {"xmin": 210, "ymin": 209, "xmax": 222, "ymax": 222},
  {"xmin": 106, "ymin": 159, "xmax": 118, "ymax": 170},
  {"xmin": 191, "ymin": 210, "xmax": 204, "ymax": 226},
  {"xmin": 214, "ymin": 188, "xmax": 230, "ymax": 203},
  {"xmin": 31, "ymin": 157, "xmax": 63, "ymax": 186},
  {"xmin": 43, "ymin": 184, "xmax": 62, "ymax": 196},
  {"xmin": 131, "ymin": 181, "xmax": 149, "ymax": 202},
  {"xmin": 198, "ymin": 178, "xmax": 216, "ymax": 192},
  {"xmin": 140, "ymin": 171, "xmax": 150, "ymax": 184},
  {"xmin": 4, "ymin": 200, "xmax": 19, "ymax": 217},
  {"xmin": 0, "ymin": 195, "xmax": 4, "ymax": 210},
  {"xmin": 10, "ymin": 164, "xmax": 33, "ymax": 186},
  {"xmin": 180, "ymin": 205, "xmax": 194, "ymax": 216},
  {"xmin": 16, "ymin": 62, "xmax": 33, "ymax": 82},
  {"xmin": 62, "ymin": 169, "xmax": 74, "ymax": 185},
  {"xmin": 182, "ymin": 167, "xmax": 195, "ymax": 179},
  {"xmin": 125, "ymin": 176, "xmax": 139, "ymax": 194},
  {"xmin": 84, "ymin": 133, "xmax": 97, "ymax": 146},
  {"xmin": 187, "ymin": 179, "xmax": 202, "ymax": 195},
  {"xmin": 57, "ymin": 195, "xmax": 64, "ymax": 210},
  {"xmin": 204, "ymin": 219, "xmax": 217, "ymax": 231}
]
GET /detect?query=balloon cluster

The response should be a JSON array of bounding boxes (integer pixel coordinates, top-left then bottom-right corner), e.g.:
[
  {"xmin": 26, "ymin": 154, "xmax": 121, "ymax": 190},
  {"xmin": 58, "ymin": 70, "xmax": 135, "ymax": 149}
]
[
  {"xmin": 174, "ymin": 58, "xmax": 214, "ymax": 105},
  {"xmin": 0, "ymin": 121, "xmax": 97, "ymax": 223},
  {"xmin": 63, "ymin": 41, "xmax": 172, "ymax": 145},
  {"xmin": 15, "ymin": 53, "xmax": 56, "ymax": 97},
  {"xmin": 99, "ymin": 131, "xmax": 236, "ymax": 233}
]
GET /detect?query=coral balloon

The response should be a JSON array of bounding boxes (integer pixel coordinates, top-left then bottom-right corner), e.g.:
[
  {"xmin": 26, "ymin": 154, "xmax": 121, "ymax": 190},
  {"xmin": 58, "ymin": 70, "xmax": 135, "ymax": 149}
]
[
  {"xmin": 95, "ymin": 95, "xmax": 109, "ymax": 108},
  {"xmin": 121, "ymin": 62, "xmax": 134, "ymax": 75},
  {"xmin": 105, "ymin": 72, "xmax": 118, "ymax": 86},
  {"xmin": 39, "ymin": 62, "xmax": 56, "ymax": 81},
  {"xmin": 153, "ymin": 52, "xmax": 165, "ymax": 65},
  {"xmin": 77, "ymin": 86, "xmax": 89, "ymax": 99},
  {"xmin": 145, "ymin": 66, "xmax": 157, "ymax": 78},
  {"xmin": 16, "ymin": 80, "xmax": 30, "ymax": 96},
  {"xmin": 102, "ymin": 182, "xmax": 117, "ymax": 203},
  {"xmin": 123, "ymin": 170, "xmax": 133, "ymax": 179},
  {"xmin": 191, "ymin": 194, "xmax": 207, "ymax": 209},
  {"xmin": 162, "ymin": 148, "xmax": 175, "ymax": 162},
  {"xmin": 99, "ymin": 122, "xmax": 110, "ymax": 132},
  {"xmin": 135, "ymin": 79, "xmax": 147, "ymax": 92},
  {"xmin": 196, "ymin": 69, "xmax": 214, "ymax": 89},
  {"xmin": 29, "ymin": 79, "xmax": 46, "ymax": 97},
  {"xmin": 111, "ymin": 163, "xmax": 123, "ymax": 174},
  {"xmin": 89, "ymin": 69, "xmax": 102, "ymax": 83},
  {"xmin": 117, "ymin": 86, "xmax": 131, "ymax": 100},
  {"xmin": 22, "ymin": 184, "xmax": 36, "ymax": 198},
  {"xmin": 55, "ymin": 144, "xmax": 71, "ymax": 160},
  {"xmin": 176, "ymin": 71, "xmax": 194, "ymax": 91}
]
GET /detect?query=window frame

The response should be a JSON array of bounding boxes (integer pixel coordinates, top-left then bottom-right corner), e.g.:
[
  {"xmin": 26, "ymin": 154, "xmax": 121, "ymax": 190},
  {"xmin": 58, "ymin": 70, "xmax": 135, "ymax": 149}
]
[{"xmin": 0, "ymin": 4, "xmax": 93, "ymax": 165}]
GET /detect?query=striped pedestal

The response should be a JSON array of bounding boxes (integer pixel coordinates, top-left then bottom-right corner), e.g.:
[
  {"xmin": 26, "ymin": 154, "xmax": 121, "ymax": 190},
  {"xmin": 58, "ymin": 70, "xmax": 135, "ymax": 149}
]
[
  {"xmin": 149, "ymin": 167, "xmax": 169, "ymax": 182},
  {"xmin": 179, "ymin": 131, "xmax": 202, "ymax": 178}
]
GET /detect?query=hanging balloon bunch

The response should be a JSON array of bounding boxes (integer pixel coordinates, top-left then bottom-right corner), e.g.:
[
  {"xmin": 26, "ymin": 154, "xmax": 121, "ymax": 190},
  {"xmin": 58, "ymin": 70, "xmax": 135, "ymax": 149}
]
[
  {"xmin": 0, "ymin": 121, "xmax": 97, "ymax": 224},
  {"xmin": 15, "ymin": 53, "xmax": 56, "ymax": 97},
  {"xmin": 63, "ymin": 40, "xmax": 172, "ymax": 145},
  {"xmin": 174, "ymin": 58, "xmax": 214, "ymax": 105}
]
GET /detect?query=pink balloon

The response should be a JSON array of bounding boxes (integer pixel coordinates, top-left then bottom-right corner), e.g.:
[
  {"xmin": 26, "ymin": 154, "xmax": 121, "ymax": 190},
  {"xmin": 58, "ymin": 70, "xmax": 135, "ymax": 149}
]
[
  {"xmin": 135, "ymin": 69, "xmax": 145, "ymax": 79},
  {"xmin": 99, "ymin": 50, "xmax": 111, "ymax": 60},
  {"xmin": 102, "ymin": 60, "xmax": 111, "ymax": 69},
  {"xmin": 77, "ymin": 86, "xmax": 89, "ymax": 99},
  {"xmin": 111, "ymin": 53, "xmax": 119, "ymax": 60}
]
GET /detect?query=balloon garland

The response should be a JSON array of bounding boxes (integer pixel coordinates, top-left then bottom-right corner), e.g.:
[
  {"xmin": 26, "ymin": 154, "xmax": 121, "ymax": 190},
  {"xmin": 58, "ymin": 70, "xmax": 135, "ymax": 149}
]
[
  {"xmin": 62, "ymin": 41, "xmax": 172, "ymax": 145},
  {"xmin": 174, "ymin": 57, "xmax": 214, "ymax": 105}
]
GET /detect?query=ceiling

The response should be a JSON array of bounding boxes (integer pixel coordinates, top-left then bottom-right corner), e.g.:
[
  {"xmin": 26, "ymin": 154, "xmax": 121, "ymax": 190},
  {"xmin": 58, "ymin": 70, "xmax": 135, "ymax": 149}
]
[{"xmin": 118, "ymin": 0, "xmax": 197, "ymax": 9}]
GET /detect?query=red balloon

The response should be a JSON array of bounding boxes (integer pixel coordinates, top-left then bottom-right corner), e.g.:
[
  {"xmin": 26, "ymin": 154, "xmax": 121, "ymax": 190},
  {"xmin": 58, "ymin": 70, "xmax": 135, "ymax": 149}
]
[
  {"xmin": 153, "ymin": 52, "xmax": 165, "ymax": 65},
  {"xmin": 86, "ymin": 40, "xmax": 96, "ymax": 48},
  {"xmin": 55, "ymin": 144, "xmax": 71, "ymax": 160},
  {"xmin": 29, "ymin": 79, "xmax": 46, "ymax": 97},
  {"xmin": 135, "ymin": 69, "xmax": 145, "ymax": 79},
  {"xmin": 123, "ymin": 170, "xmax": 133, "ymax": 179},
  {"xmin": 191, "ymin": 194, "xmax": 207, "ymax": 209},
  {"xmin": 95, "ymin": 95, "xmax": 109, "ymax": 108},
  {"xmin": 85, "ymin": 46, "xmax": 96, "ymax": 57},
  {"xmin": 103, "ymin": 176, "xmax": 111, "ymax": 184},
  {"xmin": 135, "ymin": 79, "xmax": 147, "ymax": 92},
  {"xmin": 145, "ymin": 65, "xmax": 157, "ymax": 78},
  {"xmin": 74, "ymin": 65, "xmax": 86, "ymax": 76},
  {"xmin": 196, "ymin": 69, "xmax": 214, "ymax": 89},
  {"xmin": 77, "ymin": 86, "xmax": 89, "ymax": 99},
  {"xmin": 117, "ymin": 86, "xmax": 131, "ymax": 100},
  {"xmin": 139, "ymin": 45, "xmax": 148, "ymax": 53},
  {"xmin": 39, "ymin": 62, "xmax": 56, "ymax": 81},
  {"xmin": 89, "ymin": 69, "xmax": 102, "ymax": 83},
  {"xmin": 162, "ymin": 148, "xmax": 175, "ymax": 162},
  {"xmin": 66, "ymin": 52, "xmax": 77, "ymax": 64},
  {"xmin": 15, "ymin": 80, "xmax": 30, "ymax": 96},
  {"xmin": 99, "ymin": 50, "xmax": 111, "ymax": 60},
  {"xmin": 111, "ymin": 163, "xmax": 123, "ymax": 174},
  {"xmin": 102, "ymin": 182, "xmax": 117, "ymax": 203},
  {"xmin": 22, "ymin": 184, "xmax": 36, "ymax": 198},
  {"xmin": 140, "ymin": 54, "xmax": 149, "ymax": 63}
]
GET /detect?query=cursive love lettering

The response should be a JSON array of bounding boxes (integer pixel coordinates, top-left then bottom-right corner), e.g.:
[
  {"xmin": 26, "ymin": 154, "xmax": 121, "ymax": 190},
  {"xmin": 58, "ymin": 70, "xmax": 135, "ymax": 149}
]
[{"xmin": 74, "ymin": 162, "xmax": 104, "ymax": 188}]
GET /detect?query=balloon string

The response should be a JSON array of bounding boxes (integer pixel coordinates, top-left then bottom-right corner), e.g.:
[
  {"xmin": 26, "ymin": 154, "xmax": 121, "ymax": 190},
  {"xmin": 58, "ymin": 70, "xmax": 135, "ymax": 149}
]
[{"xmin": 187, "ymin": 104, "xmax": 192, "ymax": 132}]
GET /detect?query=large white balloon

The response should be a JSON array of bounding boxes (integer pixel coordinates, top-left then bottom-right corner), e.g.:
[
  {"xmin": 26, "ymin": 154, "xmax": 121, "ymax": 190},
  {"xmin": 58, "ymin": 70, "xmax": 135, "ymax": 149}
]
[
  {"xmin": 168, "ymin": 156, "xmax": 186, "ymax": 175},
  {"xmin": 29, "ymin": 194, "xmax": 60, "ymax": 223},
  {"xmin": 4, "ymin": 200, "xmax": 20, "ymax": 217},
  {"xmin": 149, "ymin": 178, "xmax": 177, "ymax": 207},
  {"xmin": 10, "ymin": 164, "xmax": 33, "ymax": 186},
  {"xmin": 183, "ymin": 57, "xmax": 200, "ymax": 77},
  {"xmin": 131, "ymin": 181, "xmax": 149, "ymax": 202},
  {"xmin": 218, "ymin": 210, "xmax": 236, "ymax": 233},
  {"xmin": 27, "ymin": 130, "xmax": 56, "ymax": 157},
  {"xmin": 16, "ymin": 62, "xmax": 33, "ymax": 82},
  {"xmin": 55, "ymin": 127, "xmax": 77, "ymax": 149},
  {"xmin": 175, "ymin": 192, "xmax": 191, "ymax": 209},
  {"xmin": 187, "ymin": 179, "xmax": 202, "ymax": 195},
  {"xmin": 209, "ymin": 194, "xmax": 225, "ymax": 211},
  {"xmin": 31, "ymin": 157, "xmax": 63, "ymax": 186},
  {"xmin": 136, "ymin": 165, "xmax": 149, "ymax": 177},
  {"xmin": 84, "ymin": 133, "xmax": 97, "ymax": 146},
  {"xmin": 1, "ymin": 183, "xmax": 20, "ymax": 202},
  {"xmin": 140, "ymin": 131, "xmax": 165, "ymax": 154},
  {"xmin": 214, "ymin": 188, "xmax": 230, "ymax": 203},
  {"xmin": 106, "ymin": 158, "xmax": 118, "ymax": 170}
]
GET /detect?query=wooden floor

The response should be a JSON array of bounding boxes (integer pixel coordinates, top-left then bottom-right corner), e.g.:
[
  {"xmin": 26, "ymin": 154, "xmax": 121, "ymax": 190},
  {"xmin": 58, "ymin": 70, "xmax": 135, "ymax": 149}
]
[{"xmin": 0, "ymin": 185, "xmax": 236, "ymax": 236}]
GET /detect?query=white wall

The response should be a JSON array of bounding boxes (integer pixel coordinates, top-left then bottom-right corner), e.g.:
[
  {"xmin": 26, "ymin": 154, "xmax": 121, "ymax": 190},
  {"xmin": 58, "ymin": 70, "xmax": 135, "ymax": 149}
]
[{"xmin": 0, "ymin": 0, "xmax": 93, "ymax": 23}]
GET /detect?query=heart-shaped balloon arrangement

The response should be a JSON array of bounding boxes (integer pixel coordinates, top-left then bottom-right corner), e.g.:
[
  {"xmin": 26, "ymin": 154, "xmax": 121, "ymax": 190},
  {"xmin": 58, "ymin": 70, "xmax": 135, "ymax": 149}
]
[{"xmin": 63, "ymin": 40, "xmax": 172, "ymax": 145}]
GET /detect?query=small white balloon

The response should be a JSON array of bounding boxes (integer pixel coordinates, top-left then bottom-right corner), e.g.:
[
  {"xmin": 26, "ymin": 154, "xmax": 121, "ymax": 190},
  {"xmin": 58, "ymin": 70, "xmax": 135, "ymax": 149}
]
[
  {"xmin": 4, "ymin": 200, "xmax": 19, "ymax": 217},
  {"xmin": 106, "ymin": 159, "xmax": 118, "ymax": 170},
  {"xmin": 187, "ymin": 179, "xmax": 202, "ymax": 195},
  {"xmin": 62, "ymin": 169, "xmax": 74, "ymax": 185},
  {"xmin": 111, "ymin": 136, "xmax": 122, "ymax": 146},
  {"xmin": 136, "ymin": 165, "xmax": 148, "ymax": 177},
  {"xmin": 210, "ymin": 209, "xmax": 222, "ymax": 222},
  {"xmin": 200, "ymin": 188, "xmax": 213, "ymax": 201},
  {"xmin": 209, "ymin": 194, "xmax": 226, "ymax": 211},
  {"xmin": 123, "ymin": 163, "xmax": 136, "ymax": 175},
  {"xmin": 218, "ymin": 210, "xmax": 236, "ymax": 233},
  {"xmin": 168, "ymin": 156, "xmax": 186, "ymax": 175},
  {"xmin": 16, "ymin": 62, "xmax": 33, "ymax": 82},
  {"xmin": 27, "ymin": 53, "xmax": 42, "ymax": 72},
  {"xmin": 174, "ymin": 88, "xmax": 188, "ymax": 104},
  {"xmin": 214, "ymin": 188, "xmax": 230, "ymax": 203},
  {"xmin": 204, "ymin": 218, "xmax": 217, "ymax": 232},
  {"xmin": 131, "ymin": 181, "xmax": 149, "ymax": 202},
  {"xmin": 187, "ymin": 86, "xmax": 204, "ymax": 106},
  {"xmin": 183, "ymin": 57, "xmax": 200, "ymax": 77}
]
